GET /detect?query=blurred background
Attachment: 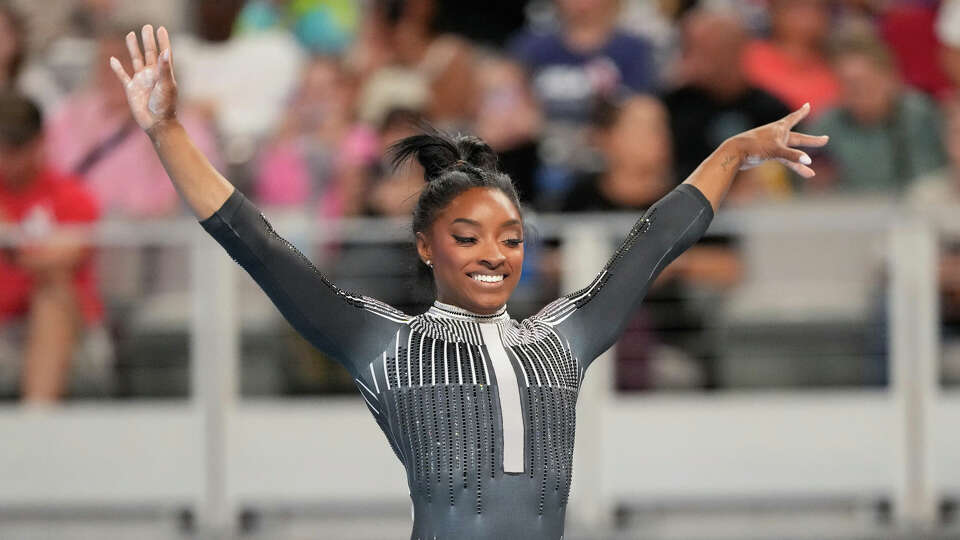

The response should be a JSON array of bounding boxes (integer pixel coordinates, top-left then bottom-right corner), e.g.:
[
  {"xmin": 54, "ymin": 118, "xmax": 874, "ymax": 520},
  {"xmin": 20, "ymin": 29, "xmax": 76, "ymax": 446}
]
[{"xmin": 1, "ymin": 0, "xmax": 959, "ymax": 538}]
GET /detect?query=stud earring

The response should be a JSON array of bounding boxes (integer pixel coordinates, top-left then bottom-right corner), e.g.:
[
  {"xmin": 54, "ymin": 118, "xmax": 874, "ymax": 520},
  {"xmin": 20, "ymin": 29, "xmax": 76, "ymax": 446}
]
[{"xmin": 425, "ymin": 259, "xmax": 433, "ymax": 268}]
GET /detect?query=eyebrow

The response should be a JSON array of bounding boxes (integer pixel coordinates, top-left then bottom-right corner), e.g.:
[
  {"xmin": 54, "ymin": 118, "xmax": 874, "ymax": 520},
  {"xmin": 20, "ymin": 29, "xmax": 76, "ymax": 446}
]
[{"xmin": 452, "ymin": 218, "xmax": 522, "ymax": 228}]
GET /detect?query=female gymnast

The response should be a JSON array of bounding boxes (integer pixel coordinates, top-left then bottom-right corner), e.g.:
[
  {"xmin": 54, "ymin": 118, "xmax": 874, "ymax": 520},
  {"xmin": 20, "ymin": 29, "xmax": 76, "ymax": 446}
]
[{"xmin": 111, "ymin": 25, "xmax": 827, "ymax": 540}]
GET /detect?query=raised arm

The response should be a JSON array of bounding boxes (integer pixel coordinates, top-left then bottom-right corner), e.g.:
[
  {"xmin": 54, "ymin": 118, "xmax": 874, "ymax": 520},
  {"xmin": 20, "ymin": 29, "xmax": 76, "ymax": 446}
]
[
  {"xmin": 537, "ymin": 104, "xmax": 828, "ymax": 369},
  {"xmin": 110, "ymin": 25, "xmax": 406, "ymax": 368}
]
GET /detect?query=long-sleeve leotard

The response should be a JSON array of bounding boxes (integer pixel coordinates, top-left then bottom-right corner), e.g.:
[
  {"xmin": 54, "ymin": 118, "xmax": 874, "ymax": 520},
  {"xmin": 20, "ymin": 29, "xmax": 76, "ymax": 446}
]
[{"xmin": 198, "ymin": 182, "xmax": 714, "ymax": 539}]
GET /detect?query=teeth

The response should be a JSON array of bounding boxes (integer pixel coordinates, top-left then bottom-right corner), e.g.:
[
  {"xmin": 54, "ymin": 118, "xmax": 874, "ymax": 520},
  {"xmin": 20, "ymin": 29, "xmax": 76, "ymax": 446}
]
[{"xmin": 471, "ymin": 274, "xmax": 504, "ymax": 283}]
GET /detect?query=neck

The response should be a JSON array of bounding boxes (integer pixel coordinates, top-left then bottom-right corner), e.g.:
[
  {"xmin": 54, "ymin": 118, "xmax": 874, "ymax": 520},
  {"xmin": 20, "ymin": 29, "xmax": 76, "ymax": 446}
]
[{"xmin": 430, "ymin": 299, "xmax": 509, "ymax": 322}]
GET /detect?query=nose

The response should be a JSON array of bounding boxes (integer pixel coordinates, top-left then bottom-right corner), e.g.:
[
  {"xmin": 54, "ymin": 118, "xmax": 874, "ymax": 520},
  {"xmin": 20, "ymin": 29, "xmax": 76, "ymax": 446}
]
[{"xmin": 479, "ymin": 244, "xmax": 507, "ymax": 269}]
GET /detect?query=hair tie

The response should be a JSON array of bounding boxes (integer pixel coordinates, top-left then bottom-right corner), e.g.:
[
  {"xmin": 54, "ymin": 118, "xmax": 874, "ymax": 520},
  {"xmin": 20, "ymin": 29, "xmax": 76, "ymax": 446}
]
[{"xmin": 455, "ymin": 159, "xmax": 467, "ymax": 166}]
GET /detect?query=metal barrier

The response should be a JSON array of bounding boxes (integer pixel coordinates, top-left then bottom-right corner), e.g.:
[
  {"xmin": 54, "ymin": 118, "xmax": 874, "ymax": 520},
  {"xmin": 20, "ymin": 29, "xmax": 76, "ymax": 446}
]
[{"xmin": 0, "ymin": 199, "xmax": 955, "ymax": 537}]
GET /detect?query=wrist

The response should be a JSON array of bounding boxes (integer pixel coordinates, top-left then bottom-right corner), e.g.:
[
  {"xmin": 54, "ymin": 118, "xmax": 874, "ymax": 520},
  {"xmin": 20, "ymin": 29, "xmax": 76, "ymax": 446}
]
[
  {"xmin": 717, "ymin": 137, "xmax": 745, "ymax": 171},
  {"xmin": 146, "ymin": 116, "xmax": 180, "ymax": 141}
]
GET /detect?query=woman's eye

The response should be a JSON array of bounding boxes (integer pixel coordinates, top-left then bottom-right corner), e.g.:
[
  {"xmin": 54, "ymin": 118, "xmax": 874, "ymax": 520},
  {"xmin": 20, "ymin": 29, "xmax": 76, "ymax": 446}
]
[
  {"xmin": 505, "ymin": 239, "xmax": 524, "ymax": 247},
  {"xmin": 453, "ymin": 235, "xmax": 477, "ymax": 245}
]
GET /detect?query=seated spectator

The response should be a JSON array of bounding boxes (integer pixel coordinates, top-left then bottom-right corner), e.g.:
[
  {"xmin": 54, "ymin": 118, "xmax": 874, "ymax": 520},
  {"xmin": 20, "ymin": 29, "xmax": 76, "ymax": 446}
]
[
  {"xmin": 364, "ymin": 108, "xmax": 427, "ymax": 217},
  {"xmin": 812, "ymin": 33, "xmax": 947, "ymax": 193},
  {"xmin": 45, "ymin": 26, "xmax": 220, "ymax": 218},
  {"xmin": 0, "ymin": 91, "xmax": 108, "ymax": 403},
  {"xmin": 349, "ymin": 0, "xmax": 476, "ymax": 128},
  {"xmin": 175, "ymin": 0, "xmax": 306, "ymax": 154},
  {"xmin": 473, "ymin": 53, "xmax": 543, "ymax": 207},
  {"xmin": 562, "ymin": 95, "xmax": 741, "ymax": 390},
  {"xmin": 509, "ymin": 0, "xmax": 656, "ymax": 203},
  {"xmin": 742, "ymin": 0, "xmax": 840, "ymax": 113},
  {"xmin": 254, "ymin": 56, "xmax": 377, "ymax": 217},
  {"xmin": 663, "ymin": 9, "xmax": 792, "ymax": 199}
]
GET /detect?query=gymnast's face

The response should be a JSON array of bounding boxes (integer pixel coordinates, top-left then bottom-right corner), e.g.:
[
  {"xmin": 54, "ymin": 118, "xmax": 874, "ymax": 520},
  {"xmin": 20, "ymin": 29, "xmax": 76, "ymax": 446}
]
[{"xmin": 417, "ymin": 187, "xmax": 524, "ymax": 315}]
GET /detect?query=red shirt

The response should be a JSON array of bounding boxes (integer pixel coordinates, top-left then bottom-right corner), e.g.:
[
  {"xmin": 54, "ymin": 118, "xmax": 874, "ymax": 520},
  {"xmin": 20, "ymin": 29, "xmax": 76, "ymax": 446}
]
[{"xmin": 0, "ymin": 168, "xmax": 103, "ymax": 324}]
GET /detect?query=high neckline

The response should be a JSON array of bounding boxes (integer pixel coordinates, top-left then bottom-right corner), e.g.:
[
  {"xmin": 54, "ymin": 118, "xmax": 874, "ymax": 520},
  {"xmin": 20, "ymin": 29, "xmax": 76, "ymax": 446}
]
[{"xmin": 427, "ymin": 300, "xmax": 510, "ymax": 323}]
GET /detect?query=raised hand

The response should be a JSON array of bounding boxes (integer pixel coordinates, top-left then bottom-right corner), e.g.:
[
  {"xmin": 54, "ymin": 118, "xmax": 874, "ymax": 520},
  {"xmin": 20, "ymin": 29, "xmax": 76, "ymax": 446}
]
[
  {"xmin": 109, "ymin": 25, "xmax": 178, "ymax": 132},
  {"xmin": 729, "ymin": 103, "xmax": 829, "ymax": 178}
]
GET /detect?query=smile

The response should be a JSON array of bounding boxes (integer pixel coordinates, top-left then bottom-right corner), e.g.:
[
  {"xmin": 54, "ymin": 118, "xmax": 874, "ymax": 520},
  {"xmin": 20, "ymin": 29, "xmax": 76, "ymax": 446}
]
[{"xmin": 468, "ymin": 273, "xmax": 505, "ymax": 284}]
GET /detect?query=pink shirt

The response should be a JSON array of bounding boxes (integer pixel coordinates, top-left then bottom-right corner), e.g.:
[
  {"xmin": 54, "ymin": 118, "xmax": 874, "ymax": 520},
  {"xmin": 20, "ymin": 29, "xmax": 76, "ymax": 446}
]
[{"xmin": 45, "ymin": 91, "xmax": 222, "ymax": 218}]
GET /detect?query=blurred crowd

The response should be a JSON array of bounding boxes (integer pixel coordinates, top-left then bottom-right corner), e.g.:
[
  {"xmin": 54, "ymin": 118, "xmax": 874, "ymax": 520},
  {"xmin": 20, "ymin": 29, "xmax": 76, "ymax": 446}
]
[{"xmin": 2, "ymin": 0, "xmax": 960, "ymax": 401}]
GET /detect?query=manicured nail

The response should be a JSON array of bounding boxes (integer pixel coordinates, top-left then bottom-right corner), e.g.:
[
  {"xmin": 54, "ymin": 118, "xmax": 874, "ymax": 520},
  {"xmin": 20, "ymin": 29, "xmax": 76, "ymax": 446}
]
[{"xmin": 799, "ymin": 153, "xmax": 812, "ymax": 165}]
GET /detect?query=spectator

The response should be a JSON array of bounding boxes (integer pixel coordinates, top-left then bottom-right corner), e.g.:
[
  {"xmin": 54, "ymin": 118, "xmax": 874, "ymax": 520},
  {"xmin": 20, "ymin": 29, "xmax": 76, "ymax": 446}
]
[
  {"xmin": 562, "ymin": 95, "xmax": 741, "ymax": 389},
  {"xmin": 45, "ymin": 27, "xmax": 220, "ymax": 218},
  {"xmin": 0, "ymin": 91, "xmax": 107, "ymax": 402},
  {"xmin": 742, "ymin": 0, "xmax": 840, "ymax": 113},
  {"xmin": 349, "ymin": 0, "xmax": 476, "ymax": 128},
  {"xmin": 175, "ymin": 0, "xmax": 306, "ymax": 156},
  {"xmin": 255, "ymin": 56, "xmax": 377, "ymax": 217},
  {"xmin": 0, "ymin": 2, "xmax": 62, "ymax": 109},
  {"xmin": 473, "ymin": 53, "xmax": 543, "ymax": 206},
  {"xmin": 509, "ymin": 0, "xmax": 656, "ymax": 207},
  {"xmin": 812, "ymin": 33, "xmax": 947, "ymax": 193},
  {"xmin": 364, "ymin": 108, "xmax": 427, "ymax": 217},
  {"xmin": 663, "ymin": 9, "xmax": 792, "ymax": 198}
]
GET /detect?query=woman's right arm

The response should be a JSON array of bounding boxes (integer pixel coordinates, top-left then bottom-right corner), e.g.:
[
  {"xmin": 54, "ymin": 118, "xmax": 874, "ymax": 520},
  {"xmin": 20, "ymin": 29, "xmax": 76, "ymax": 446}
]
[
  {"xmin": 110, "ymin": 25, "xmax": 406, "ymax": 367},
  {"xmin": 110, "ymin": 25, "xmax": 232, "ymax": 219}
]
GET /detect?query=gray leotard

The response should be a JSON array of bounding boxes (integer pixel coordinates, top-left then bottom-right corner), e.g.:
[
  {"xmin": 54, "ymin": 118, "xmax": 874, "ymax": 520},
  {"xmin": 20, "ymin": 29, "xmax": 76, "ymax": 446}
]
[{"xmin": 200, "ymin": 183, "xmax": 713, "ymax": 539}]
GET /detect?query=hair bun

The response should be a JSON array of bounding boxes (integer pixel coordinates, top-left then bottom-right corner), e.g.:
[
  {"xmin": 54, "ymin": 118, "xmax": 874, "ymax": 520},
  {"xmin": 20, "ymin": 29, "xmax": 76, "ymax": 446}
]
[{"xmin": 387, "ymin": 125, "xmax": 498, "ymax": 182}]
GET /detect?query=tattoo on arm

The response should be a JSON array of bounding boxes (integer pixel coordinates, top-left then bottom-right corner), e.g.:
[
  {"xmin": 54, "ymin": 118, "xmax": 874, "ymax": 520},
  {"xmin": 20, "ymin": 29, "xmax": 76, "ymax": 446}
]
[{"xmin": 720, "ymin": 154, "xmax": 738, "ymax": 171}]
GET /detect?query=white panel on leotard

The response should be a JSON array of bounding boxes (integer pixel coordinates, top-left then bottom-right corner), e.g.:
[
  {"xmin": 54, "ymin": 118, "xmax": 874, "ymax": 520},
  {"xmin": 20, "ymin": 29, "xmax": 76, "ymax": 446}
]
[{"xmin": 479, "ymin": 322, "xmax": 525, "ymax": 473}]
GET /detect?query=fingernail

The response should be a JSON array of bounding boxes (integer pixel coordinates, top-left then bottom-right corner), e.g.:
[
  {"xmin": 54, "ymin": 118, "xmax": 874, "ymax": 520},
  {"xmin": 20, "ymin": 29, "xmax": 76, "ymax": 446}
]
[
  {"xmin": 161, "ymin": 49, "xmax": 170, "ymax": 61},
  {"xmin": 110, "ymin": 57, "xmax": 119, "ymax": 67},
  {"xmin": 800, "ymin": 153, "xmax": 812, "ymax": 165},
  {"xmin": 804, "ymin": 102, "xmax": 810, "ymax": 109}
]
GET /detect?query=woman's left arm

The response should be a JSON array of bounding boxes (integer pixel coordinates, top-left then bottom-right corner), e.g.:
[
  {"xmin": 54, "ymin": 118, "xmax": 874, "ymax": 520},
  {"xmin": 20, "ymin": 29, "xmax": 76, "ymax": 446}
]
[{"xmin": 537, "ymin": 104, "xmax": 828, "ymax": 368}]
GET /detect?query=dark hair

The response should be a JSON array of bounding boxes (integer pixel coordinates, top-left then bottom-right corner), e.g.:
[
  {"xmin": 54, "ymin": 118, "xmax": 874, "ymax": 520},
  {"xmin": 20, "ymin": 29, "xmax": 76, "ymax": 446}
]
[
  {"xmin": 0, "ymin": 90, "xmax": 42, "ymax": 146},
  {"xmin": 387, "ymin": 126, "xmax": 522, "ymax": 236},
  {"xmin": 0, "ymin": 2, "xmax": 26, "ymax": 84}
]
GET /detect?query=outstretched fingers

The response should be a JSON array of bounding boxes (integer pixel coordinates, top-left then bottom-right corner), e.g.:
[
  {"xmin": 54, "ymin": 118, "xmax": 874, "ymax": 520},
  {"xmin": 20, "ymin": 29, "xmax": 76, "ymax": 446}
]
[
  {"xmin": 777, "ymin": 157, "xmax": 815, "ymax": 178},
  {"xmin": 788, "ymin": 132, "xmax": 829, "ymax": 148},
  {"xmin": 157, "ymin": 26, "xmax": 176, "ymax": 83},
  {"xmin": 125, "ymin": 31, "xmax": 144, "ymax": 72},
  {"xmin": 782, "ymin": 102, "xmax": 811, "ymax": 130},
  {"xmin": 109, "ymin": 56, "xmax": 131, "ymax": 86},
  {"xmin": 142, "ymin": 25, "xmax": 158, "ymax": 66},
  {"xmin": 775, "ymin": 145, "xmax": 815, "ymax": 178}
]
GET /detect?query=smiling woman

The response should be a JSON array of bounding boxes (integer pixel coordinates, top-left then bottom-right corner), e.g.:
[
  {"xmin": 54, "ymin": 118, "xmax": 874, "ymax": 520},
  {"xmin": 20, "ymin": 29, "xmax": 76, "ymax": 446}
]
[{"xmin": 110, "ymin": 24, "xmax": 827, "ymax": 540}]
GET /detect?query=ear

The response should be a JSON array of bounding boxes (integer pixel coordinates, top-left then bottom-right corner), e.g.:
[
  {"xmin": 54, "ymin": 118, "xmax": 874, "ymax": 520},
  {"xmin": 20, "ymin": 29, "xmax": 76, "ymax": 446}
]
[{"xmin": 415, "ymin": 231, "xmax": 432, "ymax": 265}]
